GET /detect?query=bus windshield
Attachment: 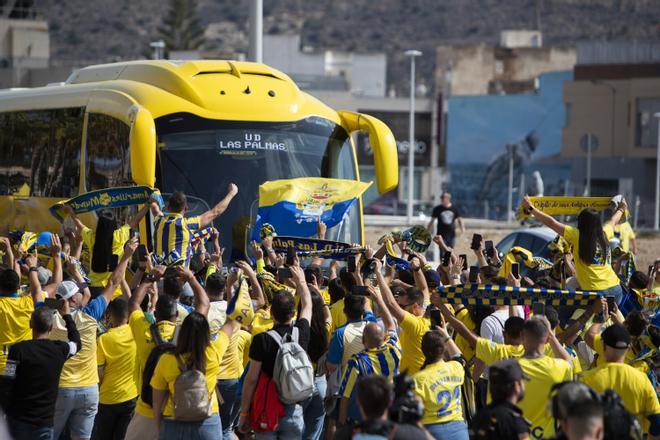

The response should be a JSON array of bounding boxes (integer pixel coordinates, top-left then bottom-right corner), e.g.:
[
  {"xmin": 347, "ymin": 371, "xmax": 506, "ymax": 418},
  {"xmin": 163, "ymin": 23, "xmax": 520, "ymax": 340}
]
[{"xmin": 155, "ymin": 113, "xmax": 360, "ymax": 260}]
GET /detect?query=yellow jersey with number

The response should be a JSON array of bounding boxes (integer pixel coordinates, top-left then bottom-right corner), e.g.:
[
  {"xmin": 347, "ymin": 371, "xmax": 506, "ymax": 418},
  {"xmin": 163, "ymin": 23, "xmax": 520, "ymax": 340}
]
[{"xmin": 412, "ymin": 359, "xmax": 465, "ymax": 425}]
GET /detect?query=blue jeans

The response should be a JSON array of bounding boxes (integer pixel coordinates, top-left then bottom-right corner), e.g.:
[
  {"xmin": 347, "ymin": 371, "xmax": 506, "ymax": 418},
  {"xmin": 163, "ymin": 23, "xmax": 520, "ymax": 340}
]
[
  {"xmin": 426, "ymin": 420, "xmax": 469, "ymax": 440},
  {"xmin": 159, "ymin": 413, "xmax": 222, "ymax": 440},
  {"xmin": 255, "ymin": 403, "xmax": 304, "ymax": 440},
  {"xmin": 217, "ymin": 379, "xmax": 240, "ymax": 440},
  {"xmin": 8, "ymin": 417, "xmax": 53, "ymax": 440},
  {"xmin": 53, "ymin": 385, "xmax": 99, "ymax": 439},
  {"xmin": 602, "ymin": 283, "xmax": 624, "ymax": 307},
  {"xmin": 302, "ymin": 375, "xmax": 327, "ymax": 440}
]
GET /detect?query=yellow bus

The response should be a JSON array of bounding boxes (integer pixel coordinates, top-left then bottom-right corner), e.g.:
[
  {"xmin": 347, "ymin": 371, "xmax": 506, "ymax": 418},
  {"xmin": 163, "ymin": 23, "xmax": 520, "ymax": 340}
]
[{"xmin": 0, "ymin": 60, "xmax": 398, "ymax": 257}]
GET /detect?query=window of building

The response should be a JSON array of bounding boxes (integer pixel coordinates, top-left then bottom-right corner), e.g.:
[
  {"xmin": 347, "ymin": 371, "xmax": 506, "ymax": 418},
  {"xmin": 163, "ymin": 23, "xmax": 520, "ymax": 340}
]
[
  {"xmin": 85, "ymin": 113, "xmax": 132, "ymax": 191},
  {"xmin": 0, "ymin": 109, "xmax": 82, "ymax": 197},
  {"xmin": 634, "ymin": 97, "xmax": 660, "ymax": 147}
]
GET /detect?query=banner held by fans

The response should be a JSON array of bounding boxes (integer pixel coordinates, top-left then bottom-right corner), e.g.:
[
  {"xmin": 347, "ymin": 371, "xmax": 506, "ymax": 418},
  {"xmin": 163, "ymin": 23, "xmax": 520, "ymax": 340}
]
[
  {"xmin": 437, "ymin": 284, "xmax": 602, "ymax": 306},
  {"xmin": 517, "ymin": 196, "xmax": 625, "ymax": 219},
  {"xmin": 271, "ymin": 236, "xmax": 358, "ymax": 259},
  {"xmin": 253, "ymin": 177, "xmax": 372, "ymax": 239},
  {"xmin": 49, "ymin": 186, "xmax": 164, "ymax": 222}
]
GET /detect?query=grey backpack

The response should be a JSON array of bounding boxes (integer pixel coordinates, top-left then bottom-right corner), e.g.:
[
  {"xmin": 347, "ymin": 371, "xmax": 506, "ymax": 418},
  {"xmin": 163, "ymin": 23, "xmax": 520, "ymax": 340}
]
[
  {"xmin": 172, "ymin": 355, "xmax": 212, "ymax": 421},
  {"xmin": 268, "ymin": 327, "xmax": 314, "ymax": 404}
]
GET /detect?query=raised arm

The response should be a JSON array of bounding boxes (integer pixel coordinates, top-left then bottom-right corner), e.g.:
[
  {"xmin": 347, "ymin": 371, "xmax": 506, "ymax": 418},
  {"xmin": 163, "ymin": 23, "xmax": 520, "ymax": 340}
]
[
  {"xmin": 127, "ymin": 201, "xmax": 154, "ymax": 230},
  {"xmin": 24, "ymin": 254, "xmax": 43, "ymax": 304},
  {"xmin": 605, "ymin": 198, "xmax": 628, "ymax": 230},
  {"xmin": 235, "ymin": 260, "xmax": 265, "ymax": 310},
  {"xmin": 100, "ymin": 237, "xmax": 138, "ymax": 304},
  {"xmin": 176, "ymin": 265, "xmax": 209, "ymax": 317},
  {"xmin": 410, "ymin": 253, "xmax": 430, "ymax": 302},
  {"xmin": 521, "ymin": 195, "xmax": 566, "ymax": 236},
  {"xmin": 375, "ymin": 267, "xmax": 406, "ymax": 323},
  {"xmin": 62, "ymin": 205, "xmax": 86, "ymax": 236},
  {"xmin": 43, "ymin": 235, "xmax": 64, "ymax": 298},
  {"xmin": 0, "ymin": 237, "xmax": 14, "ymax": 272},
  {"xmin": 435, "ymin": 301, "xmax": 478, "ymax": 349},
  {"xmin": 128, "ymin": 265, "xmax": 165, "ymax": 313},
  {"xmin": 199, "ymin": 183, "xmax": 238, "ymax": 228},
  {"xmin": 368, "ymin": 267, "xmax": 395, "ymax": 332},
  {"xmin": 290, "ymin": 265, "xmax": 312, "ymax": 323}
]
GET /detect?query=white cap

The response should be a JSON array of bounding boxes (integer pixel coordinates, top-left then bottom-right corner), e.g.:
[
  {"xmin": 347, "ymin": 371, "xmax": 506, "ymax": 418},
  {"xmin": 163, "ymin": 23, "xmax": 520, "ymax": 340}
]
[{"xmin": 56, "ymin": 280, "xmax": 79, "ymax": 300}]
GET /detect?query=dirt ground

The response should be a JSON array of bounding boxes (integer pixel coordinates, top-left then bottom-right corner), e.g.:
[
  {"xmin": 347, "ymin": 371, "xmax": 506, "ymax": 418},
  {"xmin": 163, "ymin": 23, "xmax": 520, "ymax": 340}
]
[{"xmin": 365, "ymin": 225, "xmax": 660, "ymax": 270}]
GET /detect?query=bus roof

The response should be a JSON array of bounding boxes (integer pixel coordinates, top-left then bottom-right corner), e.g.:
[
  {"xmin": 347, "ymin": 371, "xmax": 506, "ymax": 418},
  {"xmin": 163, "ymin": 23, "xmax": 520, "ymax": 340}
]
[{"xmin": 0, "ymin": 60, "xmax": 342, "ymax": 124}]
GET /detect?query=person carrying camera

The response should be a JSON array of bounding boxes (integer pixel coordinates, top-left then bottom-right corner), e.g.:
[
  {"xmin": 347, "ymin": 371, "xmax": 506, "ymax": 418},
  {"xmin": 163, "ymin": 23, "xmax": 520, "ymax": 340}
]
[{"xmin": 334, "ymin": 375, "xmax": 430, "ymax": 440}]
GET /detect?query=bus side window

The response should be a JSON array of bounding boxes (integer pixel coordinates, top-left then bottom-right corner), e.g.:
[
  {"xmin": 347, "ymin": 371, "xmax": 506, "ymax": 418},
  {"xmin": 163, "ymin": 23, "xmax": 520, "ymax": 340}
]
[
  {"xmin": 85, "ymin": 113, "xmax": 131, "ymax": 191},
  {"xmin": 0, "ymin": 109, "xmax": 82, "ymax": 198}
]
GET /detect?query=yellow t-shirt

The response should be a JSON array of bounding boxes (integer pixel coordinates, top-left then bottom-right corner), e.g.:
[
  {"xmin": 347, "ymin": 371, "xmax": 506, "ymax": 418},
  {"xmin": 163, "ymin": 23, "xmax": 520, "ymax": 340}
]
[
  {"xmin": 150, "ymin": 333, "xmax": 230, "ymax": 417},
  {"xmin": 319, "ymin": 287, "xmax": 331, "ymax": 305},
  {"xmin": 453, "ymin": 307, "xmax": 476, "ymax": 363},
  {"xmin": 129, "ymin": 310, "xmax": 177, "ymax": 418},
  {"xmin": 562, "ymin": 225, "xmax": 619, "ymax": 291},
  {"xmin": 97, "ymin": 324, "xmax": 138, "ymax": 404},
  {"xmin": 614, "ymin": 221, "xmax": 635, "ymax": 253},
  {"xmin": 250, "ymin": 308, "xmax": 273, "ymax": 336},
  {"xmin": 51, "ymin": 310, "xmax": 101, "ymax": 388},
  {"xmin": 581, "ymin": 362, "xmax": 660, "ymax": 433},
  {"xmin": 412, "ymin": 360, "xmax": 465, "ymax": 425},
  {"xmin": 82, "ymin": 224, "xmax": 131, "ymax": 288},
  {"xmin": 519, "ymin": 356, "xmax": 573, "ymax": 439},
  {"xmin": 329, "ymin": 298, "xmax": 346, "ymax": 335},
  {"xmin": 218, "ymin": 329, "xmax": 252, "ymax": 380},
  {"xmin": 0, "ymin": 294, "xmax": 34, "ymax": 373},
  {"xmin": 399, "ymin": 312, "xmax": 431, "ymax": 375}
]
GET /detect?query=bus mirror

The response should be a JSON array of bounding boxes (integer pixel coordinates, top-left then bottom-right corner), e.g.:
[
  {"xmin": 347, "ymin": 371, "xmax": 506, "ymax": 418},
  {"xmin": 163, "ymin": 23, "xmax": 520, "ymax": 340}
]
[
  {"xmin": 337, "ymin": 110, "xmax": 398, "ymax": 194},
  {"xmin": 129, "ymin": 106, "xmax": 157, "ymax": 187}
]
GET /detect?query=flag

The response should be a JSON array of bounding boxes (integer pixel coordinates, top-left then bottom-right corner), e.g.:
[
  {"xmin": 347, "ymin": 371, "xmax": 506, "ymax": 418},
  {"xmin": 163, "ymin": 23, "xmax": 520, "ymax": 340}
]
[
  {"xmin": 437, "ymin": 284, "xmax": 601, "ymax": 307},
  {"xmin": 253, "ymin": 178, "xmax": 372, "ymax": 240}
]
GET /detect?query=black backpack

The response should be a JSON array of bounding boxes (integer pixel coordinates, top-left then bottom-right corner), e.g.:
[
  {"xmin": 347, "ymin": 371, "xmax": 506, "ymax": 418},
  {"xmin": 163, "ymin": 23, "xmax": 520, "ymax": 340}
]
[{"xmin": 141, "ymin": 323, "xmax": 176, "ymax": 406}]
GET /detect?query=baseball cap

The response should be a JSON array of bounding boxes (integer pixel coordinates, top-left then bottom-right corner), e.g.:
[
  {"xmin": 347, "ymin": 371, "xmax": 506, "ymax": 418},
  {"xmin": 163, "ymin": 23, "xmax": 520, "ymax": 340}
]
[
  {"xmin": 56, "ymin": 280, "xmax": 80, "ymax": 300},
  {"xmin": 489, "ymin": 359, "xmax": 529, "ymax": 383},
  {"xmin": 602, "ymin": 324, "xmax": 631, "ymax": 349},
  {"xmin": 36, "ymin": 267, "xmax": 52, "ymax": 286},
  {"xmin": 181, "ymin": 282, "xmax": 194, "ymax": 298}
]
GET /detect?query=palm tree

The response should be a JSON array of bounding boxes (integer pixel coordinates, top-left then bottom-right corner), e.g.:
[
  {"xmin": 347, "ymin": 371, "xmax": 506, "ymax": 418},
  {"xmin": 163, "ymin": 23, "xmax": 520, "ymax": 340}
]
[{"xmin": 157, "ymin": 0, "xmax": 205, "ymax": 54}]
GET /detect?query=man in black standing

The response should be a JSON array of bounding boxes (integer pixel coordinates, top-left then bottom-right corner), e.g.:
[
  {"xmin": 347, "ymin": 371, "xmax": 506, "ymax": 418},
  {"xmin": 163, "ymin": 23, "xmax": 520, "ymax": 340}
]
[
  {"xmin": 0, "ymin": 302, "xmax": 82, "ymax": 440},
  {"xmin": 428, "ymin": 191, "xmax": 465, "ymax": 250}
]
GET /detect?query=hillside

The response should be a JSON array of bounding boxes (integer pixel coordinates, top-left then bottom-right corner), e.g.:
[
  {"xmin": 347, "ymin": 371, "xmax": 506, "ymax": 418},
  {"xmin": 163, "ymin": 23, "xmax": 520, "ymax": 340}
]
[{"xmin": 41, "ymin": 0, "xmax": 660, "ymax": 90}]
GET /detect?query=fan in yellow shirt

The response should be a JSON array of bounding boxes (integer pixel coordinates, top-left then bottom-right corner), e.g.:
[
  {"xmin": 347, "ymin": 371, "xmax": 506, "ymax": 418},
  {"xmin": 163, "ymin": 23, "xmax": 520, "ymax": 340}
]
[
  {"xmin": 521, "ymin": 195, "xmax": 625, "ymax": 293},
  {"xmin": 151, "ymin": 310, "xmax": 241, "ymax": 432},
  {"xmin": 580, "ymin": 324, "xmax": 660, "ymax": 436},
  {"xmin": 471, "ymin": 316, "xmax": 573, "ymax": 440},
  {"xmin": 95, "ymin": 298, "xmax": 138, "ymax": 440},
  {"xmin": 412, "ymin": 327, "xmax": 469, "ymax": 438},
  {"xmin": 375, "ymin": 268, "xmax": 430, "ymax": 374}
]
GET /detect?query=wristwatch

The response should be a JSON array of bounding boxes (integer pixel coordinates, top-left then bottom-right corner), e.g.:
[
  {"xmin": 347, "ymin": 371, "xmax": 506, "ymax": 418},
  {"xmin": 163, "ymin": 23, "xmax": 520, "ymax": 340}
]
[{"xmin": 29, "ymin": 267, "xmax": 39, "ymax": 273}]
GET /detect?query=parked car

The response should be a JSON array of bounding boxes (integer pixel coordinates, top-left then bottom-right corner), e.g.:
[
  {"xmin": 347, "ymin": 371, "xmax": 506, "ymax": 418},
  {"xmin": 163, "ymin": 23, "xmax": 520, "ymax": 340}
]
[{"xmin": 495, "ymin": 227, "xmax": 557, "ymax": 261}]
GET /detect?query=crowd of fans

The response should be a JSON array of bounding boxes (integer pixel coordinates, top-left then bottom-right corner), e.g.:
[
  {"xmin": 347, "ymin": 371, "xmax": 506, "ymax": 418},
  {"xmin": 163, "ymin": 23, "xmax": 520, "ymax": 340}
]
[{"xmin": 0, "ymin": 186, "xmax": 659, "ymax": 440}]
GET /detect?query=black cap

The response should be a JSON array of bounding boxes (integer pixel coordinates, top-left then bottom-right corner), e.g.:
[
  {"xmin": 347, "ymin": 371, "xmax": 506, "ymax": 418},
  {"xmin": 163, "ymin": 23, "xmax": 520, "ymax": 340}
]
[
  {"xmin": 602, "ymin": 324, "xmax": 631, "ymax": 349},
  {"xmin": 489, "ymin": 359, "xmax": 529, "ymax": 383}
]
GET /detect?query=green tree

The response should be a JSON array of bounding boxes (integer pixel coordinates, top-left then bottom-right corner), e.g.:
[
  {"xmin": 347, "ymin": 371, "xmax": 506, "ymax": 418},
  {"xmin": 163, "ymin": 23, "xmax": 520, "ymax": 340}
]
[{"xmin": 157, "ymin": 0, "xmax": 205, "ymax": 53}]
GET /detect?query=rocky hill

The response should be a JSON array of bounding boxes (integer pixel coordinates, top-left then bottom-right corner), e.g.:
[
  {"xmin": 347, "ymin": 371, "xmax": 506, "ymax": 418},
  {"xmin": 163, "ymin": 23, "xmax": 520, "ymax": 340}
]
[{"xmin": 41, "ymin": 0, "xmax": 660, "ymax": 90}]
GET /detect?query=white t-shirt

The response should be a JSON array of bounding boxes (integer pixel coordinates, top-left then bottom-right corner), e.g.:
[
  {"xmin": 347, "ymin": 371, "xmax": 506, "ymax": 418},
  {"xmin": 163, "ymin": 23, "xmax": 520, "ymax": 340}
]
[{"xmin": 480, "ymin": 307, "xmax": 524, "ymax": 343}]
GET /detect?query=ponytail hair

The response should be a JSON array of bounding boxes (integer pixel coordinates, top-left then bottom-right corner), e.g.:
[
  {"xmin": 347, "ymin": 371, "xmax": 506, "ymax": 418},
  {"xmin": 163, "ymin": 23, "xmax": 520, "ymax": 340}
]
[{"xmin": 91, "ymin": 216, "xmax": 118, "ymax": 273}]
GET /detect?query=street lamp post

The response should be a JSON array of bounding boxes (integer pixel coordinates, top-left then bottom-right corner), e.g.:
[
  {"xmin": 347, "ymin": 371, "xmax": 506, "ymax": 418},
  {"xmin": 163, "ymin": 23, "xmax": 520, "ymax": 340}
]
[
  {"xmin": 248, "ymin": 0, "xmax": 263, "ymax": 63},
  {"xmin": 405, "ymin": 50, "xmax": 422, "ymax": 224},
  {"xmin": 654, "ymin": 113, "xmax": 660, "ymax": 231}
]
